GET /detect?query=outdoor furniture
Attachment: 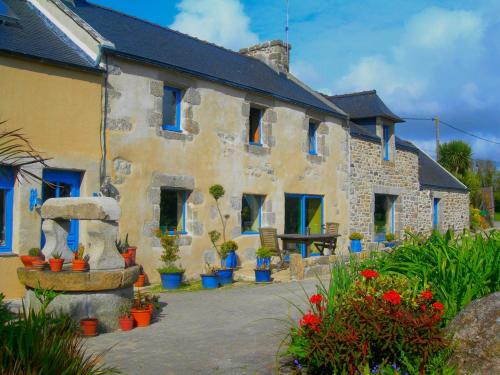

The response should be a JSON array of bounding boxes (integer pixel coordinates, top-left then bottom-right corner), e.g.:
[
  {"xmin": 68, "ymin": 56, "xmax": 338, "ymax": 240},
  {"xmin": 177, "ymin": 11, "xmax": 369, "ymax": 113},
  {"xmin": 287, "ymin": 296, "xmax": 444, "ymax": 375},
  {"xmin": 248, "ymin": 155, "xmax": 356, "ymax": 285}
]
[
  {"xmin": 259, "ymin": 227, "xmax": 285, "ymax": 264},
  {"xmin": 277, "ymin": 233, "xmax": 341, "ymax": 257},
  {"xmin": 313, "ymin": 222, "xmax": 339, "ymax": 254}
]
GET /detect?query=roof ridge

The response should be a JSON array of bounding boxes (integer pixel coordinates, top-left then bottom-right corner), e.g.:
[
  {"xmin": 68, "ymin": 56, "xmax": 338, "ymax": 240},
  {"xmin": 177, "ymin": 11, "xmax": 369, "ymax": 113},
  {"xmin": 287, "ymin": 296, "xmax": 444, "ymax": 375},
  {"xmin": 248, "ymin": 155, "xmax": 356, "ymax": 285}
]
[
  {"xmin": 83, "ymin": 0, "xmax": 271, "ymax": 67},
  {"xmin": 328, "ymin": 90, "xmax": 377, "ymax": 98}
]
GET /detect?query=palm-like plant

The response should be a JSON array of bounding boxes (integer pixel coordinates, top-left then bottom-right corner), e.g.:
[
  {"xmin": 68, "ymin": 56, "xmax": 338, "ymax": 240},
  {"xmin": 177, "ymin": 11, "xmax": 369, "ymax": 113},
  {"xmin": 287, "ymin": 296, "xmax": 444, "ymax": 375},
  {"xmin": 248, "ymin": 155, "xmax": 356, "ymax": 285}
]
[
  {"xmin": 0, "ymin": 120, "xmax": 50, "ymax": 182},
  {"xmin": 438, "ymin": 140, "xmax": 472, "ymax": 178}
]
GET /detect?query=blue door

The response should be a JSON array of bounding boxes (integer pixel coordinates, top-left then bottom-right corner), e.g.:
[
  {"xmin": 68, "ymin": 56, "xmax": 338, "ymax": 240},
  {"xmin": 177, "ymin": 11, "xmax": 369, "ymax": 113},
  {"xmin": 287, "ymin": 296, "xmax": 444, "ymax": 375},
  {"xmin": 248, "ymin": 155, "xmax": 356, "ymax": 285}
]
[
  {"xmin": 41, "ymin": 169, "xmax": 82, "ymax": 251},
  {"xmin": 433, "ymin": 198, "xmax": 440, "ymax": 230}
]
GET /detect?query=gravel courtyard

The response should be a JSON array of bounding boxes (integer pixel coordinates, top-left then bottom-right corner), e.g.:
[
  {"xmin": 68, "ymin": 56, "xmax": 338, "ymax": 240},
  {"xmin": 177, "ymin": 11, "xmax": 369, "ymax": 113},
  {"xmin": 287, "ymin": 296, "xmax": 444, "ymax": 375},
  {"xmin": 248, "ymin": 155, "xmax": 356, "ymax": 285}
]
[{"xmin": 84, "ymin": 280, "xmax": 320, "ymax": 375}]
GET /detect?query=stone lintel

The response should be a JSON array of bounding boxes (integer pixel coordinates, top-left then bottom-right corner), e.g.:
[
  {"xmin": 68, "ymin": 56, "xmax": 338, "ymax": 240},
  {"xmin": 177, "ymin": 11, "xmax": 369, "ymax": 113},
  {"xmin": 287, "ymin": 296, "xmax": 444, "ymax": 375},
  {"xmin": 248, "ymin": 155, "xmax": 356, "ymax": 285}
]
[{"xmin": 41, "ymin": 197, "xmax": 121, "ymax": 220}]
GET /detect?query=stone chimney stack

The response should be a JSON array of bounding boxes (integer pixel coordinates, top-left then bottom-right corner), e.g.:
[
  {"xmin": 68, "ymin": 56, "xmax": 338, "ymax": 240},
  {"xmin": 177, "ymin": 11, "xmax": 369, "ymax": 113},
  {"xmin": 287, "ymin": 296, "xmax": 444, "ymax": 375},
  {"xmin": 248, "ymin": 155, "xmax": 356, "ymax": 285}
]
[{"xmin": 239, "ymin": 40, "xmax": 291, "ymax": 74}]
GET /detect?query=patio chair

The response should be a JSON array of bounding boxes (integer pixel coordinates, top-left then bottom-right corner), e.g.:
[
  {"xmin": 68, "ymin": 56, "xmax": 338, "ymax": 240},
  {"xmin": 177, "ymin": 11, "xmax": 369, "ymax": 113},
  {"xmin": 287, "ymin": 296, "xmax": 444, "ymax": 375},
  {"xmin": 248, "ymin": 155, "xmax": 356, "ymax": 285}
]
[
  {"xmin": 259, "ymin": 227, "xmax": 285, "ymax": 265},
  {"xmin": 314, "ymin": 222, "xmax": 339, "ymax": 255}
]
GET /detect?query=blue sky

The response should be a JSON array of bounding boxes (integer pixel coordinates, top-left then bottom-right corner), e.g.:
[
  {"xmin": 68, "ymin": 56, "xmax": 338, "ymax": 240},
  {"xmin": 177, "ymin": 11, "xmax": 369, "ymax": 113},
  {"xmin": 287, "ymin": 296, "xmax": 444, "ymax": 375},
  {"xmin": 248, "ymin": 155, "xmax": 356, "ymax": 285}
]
[{"xmin": 92, "ymin": 0, "xmax": 499, "ymax": 163}]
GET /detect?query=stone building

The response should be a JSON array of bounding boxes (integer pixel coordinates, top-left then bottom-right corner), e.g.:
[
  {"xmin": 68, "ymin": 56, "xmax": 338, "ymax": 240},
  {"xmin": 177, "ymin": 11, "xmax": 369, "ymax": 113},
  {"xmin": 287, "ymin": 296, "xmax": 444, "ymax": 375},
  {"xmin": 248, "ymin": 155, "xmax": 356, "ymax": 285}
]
[{"xmin": 0, "ymin": 0, "xmax": 469, "ymax": 295}]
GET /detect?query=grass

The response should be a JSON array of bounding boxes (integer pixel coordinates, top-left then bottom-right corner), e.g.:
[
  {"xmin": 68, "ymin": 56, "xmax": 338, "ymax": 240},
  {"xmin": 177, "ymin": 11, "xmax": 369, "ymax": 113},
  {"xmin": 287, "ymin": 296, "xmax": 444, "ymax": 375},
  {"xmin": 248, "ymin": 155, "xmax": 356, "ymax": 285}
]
[{"xmin": 148, "ymin": 280, "xmax": 259, "ymax": 294}]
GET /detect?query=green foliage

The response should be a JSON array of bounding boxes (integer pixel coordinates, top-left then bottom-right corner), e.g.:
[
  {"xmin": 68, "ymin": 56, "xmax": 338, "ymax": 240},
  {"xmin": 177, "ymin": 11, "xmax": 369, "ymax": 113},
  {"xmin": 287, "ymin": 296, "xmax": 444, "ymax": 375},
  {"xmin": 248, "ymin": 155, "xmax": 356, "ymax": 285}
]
[
  {"xmin": 28, "ymin": 247, "xmax": 40, "ymax": 256},
  {"xmin": 0, "ymin": 287, "xmax": 118, "ymax": 374},
  {"xmin": 75, "ymin": 243, "xmax": 86, "ymax": 260},
  {"xmin": 118, "ymin": 301, "xmax": 132, "ymax": 318},
  {"xmin": 385, "ymin": 233, "xmax": 395, "ymax": 242},
  {"xmin": 155, "ymin": 230, "xmax": 184, "ymax": 274},
  {"xmin": 115, "ymin": 234, "xmax": 129, "ymax": 254},
  {"xmin": 256, "ymin": 247, "xmax": 272, "ymax": 259},
  {"xmin": 461, "ymin": 170, "xmax": 482, "ymax": 208},
  {"xmin": 368, "ymin": 229, "xmax": 500, "ymax": 323},
  {"xmin": 438, "ymin": 140, "xmax": 472, "ymax": 177},
  {"xmin": 209, "ymin": 184, "xmax": 225, "ymax": 200},
  {"xmin": 208, "ymin": 230, "xmax": 221, "ymax": 244},
  {"xmin": 51, "ymin": 251, "xmax": 62, "ymax": 260},
  {"xmin": 349, "ymin": 232, "xmax": 364, "ymax": 240},
  {"xmin": 219, "ymin": 240, "xmax": 238, "ymax": 259}
]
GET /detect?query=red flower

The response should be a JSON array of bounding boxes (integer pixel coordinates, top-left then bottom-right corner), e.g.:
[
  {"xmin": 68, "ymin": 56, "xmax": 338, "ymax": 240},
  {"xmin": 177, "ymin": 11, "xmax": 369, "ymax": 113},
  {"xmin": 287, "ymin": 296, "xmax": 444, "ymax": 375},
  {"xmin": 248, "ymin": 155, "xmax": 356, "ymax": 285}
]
[
  {"xmin": 432, "ymin": 301, "xmax": 444, "ymax": 311},
  {"xmin": 360, "ymin": 269, "xmax": 379, "ymax": 280},
  {"xmin": 299, "ymin": 311, "xmax": 321, "ymax": 332},
  {"xmin": 383, "ymin": 290, "xmax": 401, "ymax": 305},
  {"xmin": 421, "ymin": 290, "xmax": 433, "ymax": 300},
  {"xmin": 365, "ymin": 295, "xmax": 374, "ymax": 302},
  {"xmin": 420, "ymin": 304, "xmax": 427, "ymax": 311},
  {"xmin": 393, "ymin": 311, "xmax": 403, "ymax": 318},
  {"xmin": 309, "ymin": 294, "xmax": 323, "ymax": 305}
]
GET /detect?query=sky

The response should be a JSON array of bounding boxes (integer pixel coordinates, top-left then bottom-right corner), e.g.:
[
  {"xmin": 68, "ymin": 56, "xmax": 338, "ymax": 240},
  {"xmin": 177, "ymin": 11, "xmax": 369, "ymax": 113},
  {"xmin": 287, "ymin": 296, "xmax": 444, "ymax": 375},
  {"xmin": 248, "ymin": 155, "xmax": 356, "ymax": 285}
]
[{"xmin": 92, "ymin": 0, "xmax": 500, "ymax": 164}]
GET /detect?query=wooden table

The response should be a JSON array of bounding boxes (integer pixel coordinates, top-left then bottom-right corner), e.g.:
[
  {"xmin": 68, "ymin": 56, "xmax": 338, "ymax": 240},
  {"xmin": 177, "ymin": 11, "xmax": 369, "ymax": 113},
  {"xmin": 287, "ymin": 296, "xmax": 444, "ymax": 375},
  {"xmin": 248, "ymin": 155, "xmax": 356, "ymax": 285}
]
[{"xmin": 277, "ymin": 233, "xmax": 340, "ymax": 256}]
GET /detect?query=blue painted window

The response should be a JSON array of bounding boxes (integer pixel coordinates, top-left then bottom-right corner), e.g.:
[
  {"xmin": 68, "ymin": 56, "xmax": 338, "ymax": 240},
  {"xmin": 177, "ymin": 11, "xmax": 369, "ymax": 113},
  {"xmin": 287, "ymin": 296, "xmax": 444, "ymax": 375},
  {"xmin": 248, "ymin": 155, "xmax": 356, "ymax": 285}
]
[
  {"xmin": 162, "ymin": 86, "xmax": 181, "ymax": 132},
  {"xmin": 249, "ymin": 107, "xmax": 262, "ymax": 145},
  {"xmin": 241, "ymin": 195, "xmax": 263, "ymax": 234},
  {"xmin": 308, "ymin": 122, "xmax": 318, "ymax": 155},
  {"xmin": 0, "ymin": 167, "xmax": 14, "ymax": 252},
  {"xmin": 433, "ymin": 198, "xmax": 440, "ymax": 229},
  {"xmin": 383, "ymin": 125, "xmax": 390, "ymax": 160},
  {"xmin": 160, "ymin": 189, "xmax": 187, "ymax": 234}
]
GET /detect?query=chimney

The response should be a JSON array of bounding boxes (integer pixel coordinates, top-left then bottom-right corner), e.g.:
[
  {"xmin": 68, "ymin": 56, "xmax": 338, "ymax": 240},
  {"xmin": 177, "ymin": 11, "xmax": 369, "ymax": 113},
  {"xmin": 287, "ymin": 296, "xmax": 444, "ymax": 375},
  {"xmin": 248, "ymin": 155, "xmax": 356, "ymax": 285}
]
[{"xmin": 239, "ymin": 40, "xmax": 291, "ymax": 74}]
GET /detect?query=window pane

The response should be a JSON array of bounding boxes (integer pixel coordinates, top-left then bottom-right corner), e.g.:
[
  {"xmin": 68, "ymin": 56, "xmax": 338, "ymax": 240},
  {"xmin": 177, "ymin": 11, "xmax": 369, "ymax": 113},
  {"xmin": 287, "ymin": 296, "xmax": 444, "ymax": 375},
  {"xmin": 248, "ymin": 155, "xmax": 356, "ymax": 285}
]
[
  {"xmin": 160, "ymin": 190, "xmax": 185, "ymax": 233},
  {"xmin": 241, "ymin": 195, "xmax": 261, "ymax": 232},
  {"xmin": 249, "ymin": 108, "xmax": 261, "ymax": 143},
  {"xmin": 163, "ymin": 88, "xmax": 178, "ymax": 127},
  {"xmin": 308, "ymin": 123, "xmax": 317, "ymax": 154},
  {"xmin": 0, "ymin": 190, "xmax": 5, "ymax": 246}
]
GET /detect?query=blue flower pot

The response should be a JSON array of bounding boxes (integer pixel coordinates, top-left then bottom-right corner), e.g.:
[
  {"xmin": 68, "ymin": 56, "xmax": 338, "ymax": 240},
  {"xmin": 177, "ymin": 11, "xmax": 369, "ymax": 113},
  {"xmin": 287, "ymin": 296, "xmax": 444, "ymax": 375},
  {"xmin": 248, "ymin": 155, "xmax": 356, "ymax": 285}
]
[
  {"xmin": 254, "ymin": 269, "xmax": 272, "ymax": 283},
  {"xmin": 386, "ymin": 242, "xmax": 395, "ymax": 248},
  {"xmin": 160, "ymin": 272, "xmax": 183, "ymax": 290},
  {"xmin": 221, "ymin": 251, "xmax": 237, "ymax": 269},
  {"xmin": 201, "ymin": 274, "xmax": 218, "ymax": 289},
  {"xmin": 256, "ymin": 257, "xmax": 271, "ymax": 268},
  {"xmin": 351, "ymin": 239, "xmax": 362, "ymax": 253},
  {"xmin": 216, "ymin": 269, "xmax": 233, "ymax": 286},
  {"xmin": 310, "ymin": 252, "xmax": 321, "ymax": 257}
]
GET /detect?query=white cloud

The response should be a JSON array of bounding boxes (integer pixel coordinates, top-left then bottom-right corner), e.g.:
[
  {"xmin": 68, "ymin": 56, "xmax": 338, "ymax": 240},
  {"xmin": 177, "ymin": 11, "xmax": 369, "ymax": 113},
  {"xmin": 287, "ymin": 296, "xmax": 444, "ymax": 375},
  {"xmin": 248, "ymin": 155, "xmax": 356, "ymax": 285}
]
[
  {"xmin": 170, "ymin": 0, "xmax": 258, "ymax": 51},
  {"xmin": 460, "ymin": 82, "xmax": 492, "ymax": 110}
]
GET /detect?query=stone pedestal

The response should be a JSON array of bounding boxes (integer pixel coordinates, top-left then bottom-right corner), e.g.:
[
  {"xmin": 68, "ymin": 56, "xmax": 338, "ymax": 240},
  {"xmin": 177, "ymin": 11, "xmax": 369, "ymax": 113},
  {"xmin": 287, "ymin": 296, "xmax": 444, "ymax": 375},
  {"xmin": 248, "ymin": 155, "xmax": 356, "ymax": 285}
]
[
  {"xmin": 41, "ymin": 219, "xmax": 73, "ymax": 263},
  {"xmin": 87, "ymin": 220, "xmax": 124, "ymax": 270}
]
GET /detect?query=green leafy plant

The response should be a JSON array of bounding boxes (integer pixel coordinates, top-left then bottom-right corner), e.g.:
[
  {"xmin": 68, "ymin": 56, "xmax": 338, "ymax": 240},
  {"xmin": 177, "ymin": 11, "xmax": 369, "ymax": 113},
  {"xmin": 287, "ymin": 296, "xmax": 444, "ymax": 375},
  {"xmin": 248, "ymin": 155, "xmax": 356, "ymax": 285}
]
[
  {"xmin": 118, "ymin": 301, "xmax": 132, "ymax": 318},
  {"xmin": 115, "ymin": 234, "xmax": 129, "ymax": 254},
  {"xmin": 349, "ymin": 232, "xmax": 364, "ymax": 240},
  {"xmin": 28, "ymin": 247, "xmax": 41, "ymax": 256},
  {"xmin": 219, "ymin": 240, "xmax": 238, "ymax": 259},
  {"xmin": 74, "ymin": 243, "xmax": 88, "ymax": 261},
  {"xmin": 51, "ymin": 251, "xmax": 62, "ymax": 260},
  {"xmin": 155, "ymin": 230, "xmax": 184, "ymax": 274},
  {"xmin": 0, "ymin": 287, "xmax": 118, "ymax": 374},
  {"xmin": 256, "ymin": 247, "xmax": 272, "ymax": 259},
  {"xmin": 385, "ymin": 233, "xmax": 395, "ymax": 242},
  {"xmin": 202, "ymin": 263, "xmax": 218, "ymax": 276}
]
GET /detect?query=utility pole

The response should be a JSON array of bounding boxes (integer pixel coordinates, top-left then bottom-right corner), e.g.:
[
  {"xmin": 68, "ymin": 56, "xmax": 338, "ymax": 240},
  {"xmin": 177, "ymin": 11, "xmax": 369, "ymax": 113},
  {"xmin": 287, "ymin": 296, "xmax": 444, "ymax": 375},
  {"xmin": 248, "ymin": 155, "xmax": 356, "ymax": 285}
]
[
  {"xmin": 434, "ymin": 116, "xmax": 440, "ymax": 160},
  {"xmin": 285, "ymin": 0, "xmax": 289, "ymax": 63}
]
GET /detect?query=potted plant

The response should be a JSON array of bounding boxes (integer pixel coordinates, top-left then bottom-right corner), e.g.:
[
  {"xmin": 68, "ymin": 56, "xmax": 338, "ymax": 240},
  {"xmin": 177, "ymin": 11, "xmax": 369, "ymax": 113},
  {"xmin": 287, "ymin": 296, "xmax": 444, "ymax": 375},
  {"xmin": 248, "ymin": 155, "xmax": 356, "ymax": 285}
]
[
  {"xmin": 155, "ymin": 230, "xmax": 184, "ymax": 290},
  {"xmin": 20, "ymin": 247, "xmax": 43, "ymax": 268},
  {"xmin": 116, "ymin": 235, "xmax": 131, "ymax": 267},
  {"xmin": 131, "ymin": 290, "xmax": 152, "ymax": 327},
  {"xmin": 134, "ymin": 266, "xmax": 145, "ymax": 287},
  {"xmin": 349, "ymin": 232, "xmax": 364, "ymax": 253},
  {"xmin": 256, "ymin": 247, "xmax": 272, "ymax": 269},
  {"xmin": 80, "ymin": 317, "xmax": 98, "ymax": 336},
  {"xmin": 48, "ymin": 251, "xmax": 64, "ymax": 272},
  {"xmin": 118, "ymin": 301, "xmax": 134, "ymax": 331},
  {"xmin": 385, "ymin": 233, "xmax": 396, "ymax": 248},
  {"xmin": 200, "ymin": 263, "xmax": 219, "ymax": 289},
  {"xmin": 72, "ymin": 244, "xmax": 88, "ymax": 272}
]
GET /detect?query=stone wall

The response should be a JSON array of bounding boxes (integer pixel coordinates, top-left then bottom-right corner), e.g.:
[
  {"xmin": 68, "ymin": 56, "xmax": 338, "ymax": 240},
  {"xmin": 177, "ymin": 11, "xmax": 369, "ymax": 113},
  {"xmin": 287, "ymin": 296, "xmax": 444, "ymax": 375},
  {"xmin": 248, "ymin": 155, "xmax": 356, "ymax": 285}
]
[
  {"xmin": 349, "ymin": 136, "xmax": 420, "ymax": 242},
  {"xmin": 104, "ymin": 56, "xmax": 350, "ymax": 281},
  {"xmin": 418, "ymin": 188, "xmax": 469, "ymax": 233}
]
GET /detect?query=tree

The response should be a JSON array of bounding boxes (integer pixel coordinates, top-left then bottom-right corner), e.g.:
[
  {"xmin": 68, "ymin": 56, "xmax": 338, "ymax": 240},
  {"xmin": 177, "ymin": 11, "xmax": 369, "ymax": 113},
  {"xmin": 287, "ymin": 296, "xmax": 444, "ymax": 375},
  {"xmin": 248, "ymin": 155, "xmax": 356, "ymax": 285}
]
[
  {"xmin": 438, "ymin": 140, "xmax": 472, "ymax": 178},
  {"xmin": 474, "ymin": 159, "xmax": 496, "ymax": 187}
]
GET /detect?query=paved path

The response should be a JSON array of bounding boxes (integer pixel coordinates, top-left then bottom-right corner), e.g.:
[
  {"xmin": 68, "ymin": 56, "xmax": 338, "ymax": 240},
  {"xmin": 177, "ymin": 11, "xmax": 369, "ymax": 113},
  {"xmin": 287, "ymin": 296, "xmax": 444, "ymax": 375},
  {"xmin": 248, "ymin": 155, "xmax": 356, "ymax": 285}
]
[{"xmin": 85, "ymin": 280, "xmax": 320, "ymax": 375}]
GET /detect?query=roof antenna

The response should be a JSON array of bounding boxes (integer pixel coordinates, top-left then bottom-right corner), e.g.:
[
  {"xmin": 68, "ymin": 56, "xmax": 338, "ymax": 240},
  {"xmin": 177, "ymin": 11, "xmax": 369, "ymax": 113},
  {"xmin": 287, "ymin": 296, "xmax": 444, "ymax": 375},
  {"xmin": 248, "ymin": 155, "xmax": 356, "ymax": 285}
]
[{"xmin": 285, "ymin": 0, "xmax": 289, "ymax": 63}]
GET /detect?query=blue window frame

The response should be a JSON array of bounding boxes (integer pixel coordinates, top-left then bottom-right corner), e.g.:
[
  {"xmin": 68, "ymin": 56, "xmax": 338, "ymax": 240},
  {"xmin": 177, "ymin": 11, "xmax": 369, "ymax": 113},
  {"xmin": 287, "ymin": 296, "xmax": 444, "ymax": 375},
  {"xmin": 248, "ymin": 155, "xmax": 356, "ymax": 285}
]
[
  {"xmin": 162, "ymin": 86, "xmax": 182, "ymax": 132},
  {"xmin": 0, "ymin": 167, "xmax": 14, "ymax": 253},
  {"xmin": 249, "ymin": 107, "xmax": 262, "ymax": 145},
  {"xmin": 308, "ymin": 122, "xmax": 318, "ymax": 155},
  {"xmin": 383, "ymin": 125, "xmax": 390, "ymax": 160},
  {"xmin": 241, "ymin": 194, "xmax": 263, "ymax": 234},
  {"xmin": 433, "ymin": 198, "xmax": 440, "ymax": 230},
  {"xmin": 160, "ymin": 189, "xmax": 187, "ymax": 235}
]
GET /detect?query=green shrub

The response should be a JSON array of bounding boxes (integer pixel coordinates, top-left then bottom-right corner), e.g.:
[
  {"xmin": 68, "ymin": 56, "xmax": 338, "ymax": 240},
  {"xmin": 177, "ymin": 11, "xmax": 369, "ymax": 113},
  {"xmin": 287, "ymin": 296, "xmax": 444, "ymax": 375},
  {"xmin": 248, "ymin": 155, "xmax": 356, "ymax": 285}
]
[
  {"xmin": 28, "ymin": 247, "xmax": 40, "ymax": 256},
  {"xmin": 155, "ymin": 230, "xmax": 184, "ymax": 274},
  {"xmin": 0, "ymin": 289, "xmax": 118, "ymax": 374},
  {"xmin": 366, "ymin": 229, "xmax": 500, "ymax": 323},
  {"xmin": 349, "ymin": 232, "xmax": 364, "ymax": 240},
  {"xmin": 256, "ymin": 247, "xmax": 272, "ymax": 259},
  {"xmin": 385, "ymin": 233, "xmax": 395, "ymax": 242}
]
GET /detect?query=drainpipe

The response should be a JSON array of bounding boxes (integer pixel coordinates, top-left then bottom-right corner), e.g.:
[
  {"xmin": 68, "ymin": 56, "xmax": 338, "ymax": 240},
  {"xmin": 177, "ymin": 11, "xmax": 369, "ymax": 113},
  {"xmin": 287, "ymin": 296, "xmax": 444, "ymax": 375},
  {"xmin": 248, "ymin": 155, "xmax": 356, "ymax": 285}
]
[
  {"xmin": 346, "ymin": 116, "xmax": 351, "ymax": 238},
  {"xmin": 99, "ymin": 54, "xmax": 109, "ymax": 187}
]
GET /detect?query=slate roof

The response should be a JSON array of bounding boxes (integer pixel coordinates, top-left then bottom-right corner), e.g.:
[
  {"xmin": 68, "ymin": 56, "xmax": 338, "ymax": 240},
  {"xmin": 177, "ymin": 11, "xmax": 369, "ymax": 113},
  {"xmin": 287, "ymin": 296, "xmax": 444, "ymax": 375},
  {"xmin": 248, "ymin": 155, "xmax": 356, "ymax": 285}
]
[
  {"xmin": 0, "ymin": 0, "xmax": 96, "ymax": 70},
  {"xmin": 418, "ymin": 150, "xmax": 467, "ymax": 191},
  {"xmin": 62, "ymin": 0, "xmax": 344, "ymax": 117},
  {"xmin": 326, "ymin": 90, "xmax": 404, "ymax": 123}
]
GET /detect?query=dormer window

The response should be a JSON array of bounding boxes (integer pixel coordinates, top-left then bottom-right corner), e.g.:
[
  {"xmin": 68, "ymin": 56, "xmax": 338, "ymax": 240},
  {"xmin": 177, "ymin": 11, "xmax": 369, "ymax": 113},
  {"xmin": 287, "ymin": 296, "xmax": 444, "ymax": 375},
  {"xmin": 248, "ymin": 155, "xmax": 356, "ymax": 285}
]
[
  {"xmin": 163, "ymin": 86, "xmax": 181, "ymax": 132},
  {"xmin": 249, "ymin": 107, "xmax": 262, "ymax": 145}
]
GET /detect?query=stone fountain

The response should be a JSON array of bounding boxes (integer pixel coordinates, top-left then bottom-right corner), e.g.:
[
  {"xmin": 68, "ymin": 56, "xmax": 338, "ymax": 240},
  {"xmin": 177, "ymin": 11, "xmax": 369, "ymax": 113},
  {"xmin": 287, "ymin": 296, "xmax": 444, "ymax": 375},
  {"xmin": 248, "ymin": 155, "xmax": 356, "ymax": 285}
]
[{"xmin": 17, "ymin": 197, "xmax": 139, "ymax": 332}]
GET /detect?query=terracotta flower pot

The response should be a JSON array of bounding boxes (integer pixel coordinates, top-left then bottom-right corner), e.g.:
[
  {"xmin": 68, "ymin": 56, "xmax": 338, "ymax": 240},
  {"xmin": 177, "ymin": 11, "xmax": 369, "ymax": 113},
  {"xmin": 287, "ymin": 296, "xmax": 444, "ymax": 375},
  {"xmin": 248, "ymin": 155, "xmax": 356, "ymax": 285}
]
[
  {"xmin": 49, "ymin": 258, "xmax": 64, "ymax": 272},
  {"xmin": 72, "ymin": 259, "xmax": 87, "ymax": 272},
  {"xmin": 118, "ymin": 316, "xmax": 134, "ymax": 331},
  {"xmin": 127, "ymin": 246, "xmax": 137, "ymax": 265},
  {"xmin": 134, "ymin": 274, "xmax": 145, "ymax": 288},
  {"xmin": 80, "ymin": 318, "xmax": 98, "ymax": 336},
  {"xmin": 131, "ymin": 308, "xmax": 152, "ymax": 327},
  {"xmin": 32, "ymin": 260, "xmax": 47, "ymax": 271},
  {"xmin": 20, "ymin": 255, "xmax": 43, "ymax": 268},
  {"xmin": 121, "ymin": 252, "xmax": 131, "ymax": 268}
]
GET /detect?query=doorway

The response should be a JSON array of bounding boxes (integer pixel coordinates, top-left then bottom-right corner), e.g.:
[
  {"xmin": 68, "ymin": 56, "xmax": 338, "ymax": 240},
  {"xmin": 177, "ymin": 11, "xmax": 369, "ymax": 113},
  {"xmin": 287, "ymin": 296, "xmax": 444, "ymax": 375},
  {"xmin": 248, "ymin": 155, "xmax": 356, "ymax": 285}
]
[
  {"xmin": 41, "ymin": 169, "xmax": 82, "ymax": 251},
  {"xmin": 374, "ymin": 194, "xmax": 395, "ymax": 242},
  {"xmin": 284, "ymin": 194, "xmax": 323, "ymax": 257}
]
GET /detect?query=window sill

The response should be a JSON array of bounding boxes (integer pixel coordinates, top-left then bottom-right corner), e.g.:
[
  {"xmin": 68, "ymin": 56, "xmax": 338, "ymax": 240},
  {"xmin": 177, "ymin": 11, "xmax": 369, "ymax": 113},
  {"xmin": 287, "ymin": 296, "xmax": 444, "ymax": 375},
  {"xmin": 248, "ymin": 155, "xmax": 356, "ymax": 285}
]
[
  {"xmin": 245, "ymin": 143, "xmax": 270, "ymax": 156},
  {"xmin": 0, "ymin": 252, "xmax": 16, "ymax": 257},
  {"xmin": 241, "ymin": 231, "xmax": 259, "ymax": 236},
  {"xmin": 162, "ymin": 126, "xmax": 182, "ymax": 133}
]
